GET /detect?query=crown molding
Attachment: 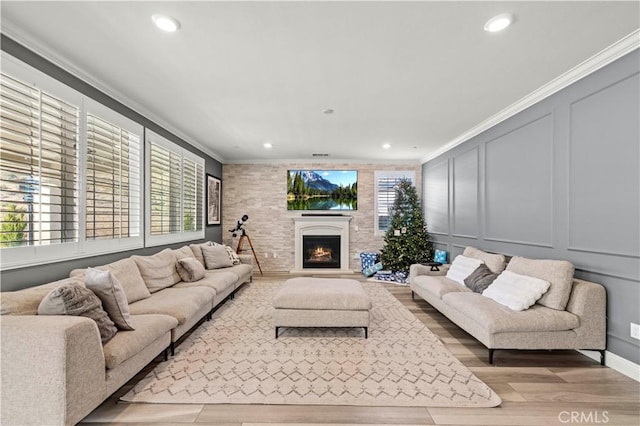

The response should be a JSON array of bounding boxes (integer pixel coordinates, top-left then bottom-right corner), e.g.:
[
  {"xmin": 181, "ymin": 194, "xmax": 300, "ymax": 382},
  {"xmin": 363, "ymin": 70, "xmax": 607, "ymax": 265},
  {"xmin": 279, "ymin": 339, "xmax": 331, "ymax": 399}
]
[
  {"xmin": 223, "ymin": 158, "xmax": 422, "ymax": 165},
  {"xmin": 0, "ymin": 27, "xmax": 226, "ymax": 164},
  {"xmin": 421, "ymin": 29, "xmax": 640, "ymax": 164}
]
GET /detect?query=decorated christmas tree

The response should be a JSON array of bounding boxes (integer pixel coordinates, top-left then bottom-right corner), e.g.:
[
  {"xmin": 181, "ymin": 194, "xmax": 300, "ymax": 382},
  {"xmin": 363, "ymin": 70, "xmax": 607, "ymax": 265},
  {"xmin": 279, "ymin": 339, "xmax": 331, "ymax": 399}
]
[{"xmin": 379, "ymin": 179, "xmax": 433, "ymax": 274}]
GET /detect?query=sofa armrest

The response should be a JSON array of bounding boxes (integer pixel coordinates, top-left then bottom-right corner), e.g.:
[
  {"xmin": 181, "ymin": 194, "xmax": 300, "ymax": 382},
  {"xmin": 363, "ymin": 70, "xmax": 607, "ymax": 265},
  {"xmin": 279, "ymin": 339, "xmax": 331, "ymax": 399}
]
[
  {"xmin": 238, "ymin": 254, "xmax": 254, "ymax": 266},
  {"xmin": 409, "ymin": 263, "xmax": 449, "ymax": 283},
  {"xmin": 565, "ymin": 279, "xmax": 607, "ymax": 350},
  {"xmin": 1, "ymin": 315, "xmax": 107, "ymax": 425}
]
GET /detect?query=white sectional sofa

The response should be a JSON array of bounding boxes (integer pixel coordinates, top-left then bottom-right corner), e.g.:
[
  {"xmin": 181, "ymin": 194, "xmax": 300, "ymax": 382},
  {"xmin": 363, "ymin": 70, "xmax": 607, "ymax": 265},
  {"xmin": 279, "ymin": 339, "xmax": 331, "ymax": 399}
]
[
  {"xmin": 409, "ymin": 247, "xmax": 606, "ymax": 365},
  {"xmin": 0, "ymin": 241, "xmax": 253, "ymax": 426}
]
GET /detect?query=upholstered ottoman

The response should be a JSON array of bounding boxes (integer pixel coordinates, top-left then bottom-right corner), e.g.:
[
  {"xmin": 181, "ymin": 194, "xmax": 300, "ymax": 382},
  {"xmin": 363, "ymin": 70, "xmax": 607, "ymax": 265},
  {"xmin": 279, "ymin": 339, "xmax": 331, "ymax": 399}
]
[{"xmin": 273, "ymin": 277, "xmax": 372, "ymax": 338}]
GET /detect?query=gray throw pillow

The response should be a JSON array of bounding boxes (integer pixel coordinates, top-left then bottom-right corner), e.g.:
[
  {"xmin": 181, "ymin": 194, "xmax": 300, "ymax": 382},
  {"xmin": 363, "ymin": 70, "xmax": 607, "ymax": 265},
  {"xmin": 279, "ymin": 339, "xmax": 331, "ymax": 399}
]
[
  {"xmin": 202, "ymin": 244, "xmax": 234, "ymax": 269},
  {"xmin": 177, "ymin": 257, "xmax": 206, "ymax": 282},
  {"xmin": 37, "ymin": 285, "xmax": 118, "ymax": 344},
  {"xmin": 85, "ymin": 268, "xmax": 135, "ymax": 330},
  {"xmin": 464, "ymin": 264, "xmax": 498, "ymax": 293}
]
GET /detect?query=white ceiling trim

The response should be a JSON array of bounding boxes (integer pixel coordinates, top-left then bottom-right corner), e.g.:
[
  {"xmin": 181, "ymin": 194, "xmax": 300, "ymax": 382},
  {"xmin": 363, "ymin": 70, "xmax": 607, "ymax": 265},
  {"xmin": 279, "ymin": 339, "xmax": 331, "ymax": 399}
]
[
  {"xmin": 421, "ymin": 29, "xmax": 640, "ymax": 164},
  {"xmin": 223, "ymin": 158, "xmax": 422, "ymax": 165},
  {"xmin": 0, "ymin": 25, "xmax": 227, "ymax": 164}
]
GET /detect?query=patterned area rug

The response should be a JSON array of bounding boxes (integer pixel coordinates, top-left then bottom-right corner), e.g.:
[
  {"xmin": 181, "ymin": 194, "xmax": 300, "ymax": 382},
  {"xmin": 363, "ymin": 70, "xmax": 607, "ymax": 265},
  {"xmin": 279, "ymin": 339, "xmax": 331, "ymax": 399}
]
[{"xmin": 121, "ymin": 280, "xmax": 501, "ymax": 407}]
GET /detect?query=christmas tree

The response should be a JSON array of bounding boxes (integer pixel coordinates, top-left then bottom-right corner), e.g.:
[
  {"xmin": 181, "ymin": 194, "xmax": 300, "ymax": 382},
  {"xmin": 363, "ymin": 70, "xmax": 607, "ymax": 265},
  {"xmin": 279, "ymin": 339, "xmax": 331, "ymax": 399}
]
[{"xmin": 379, "ymin": 179, "xmax": 433, "ymax": 274}]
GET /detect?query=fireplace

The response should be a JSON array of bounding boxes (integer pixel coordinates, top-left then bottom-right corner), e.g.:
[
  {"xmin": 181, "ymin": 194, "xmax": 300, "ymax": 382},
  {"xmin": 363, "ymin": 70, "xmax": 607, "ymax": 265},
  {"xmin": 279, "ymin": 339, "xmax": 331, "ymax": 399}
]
[
  {"xmin": 292, "ymin": 215, "xmax": 352, "ymax": 273},
  {"xmin": 303, "ymin": 235, "xmax": 340, "ymax": 269}
]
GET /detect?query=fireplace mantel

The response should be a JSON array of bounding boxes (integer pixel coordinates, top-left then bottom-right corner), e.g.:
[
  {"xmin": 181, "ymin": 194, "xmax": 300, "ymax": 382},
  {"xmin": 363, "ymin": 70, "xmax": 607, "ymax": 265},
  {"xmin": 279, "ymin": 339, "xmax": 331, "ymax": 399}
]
[{"xmin": 291, "ymin": 215, "xmax": 352, "ymax": 274}]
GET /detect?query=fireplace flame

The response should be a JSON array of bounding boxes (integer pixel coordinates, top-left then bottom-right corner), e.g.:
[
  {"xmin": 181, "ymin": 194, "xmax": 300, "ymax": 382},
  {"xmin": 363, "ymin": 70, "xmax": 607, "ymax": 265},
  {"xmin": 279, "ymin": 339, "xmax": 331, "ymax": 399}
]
[{"xmin": 309, "ymin": 246, "xmax": 333, "ymax": 261}]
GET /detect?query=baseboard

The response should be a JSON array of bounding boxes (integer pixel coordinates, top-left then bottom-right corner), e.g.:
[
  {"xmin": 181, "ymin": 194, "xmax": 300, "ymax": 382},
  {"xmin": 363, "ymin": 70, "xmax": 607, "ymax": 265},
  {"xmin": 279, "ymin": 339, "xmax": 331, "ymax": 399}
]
[{"xmin": 579, "ymin": 350, "xmax": 640, "ymax": 382}]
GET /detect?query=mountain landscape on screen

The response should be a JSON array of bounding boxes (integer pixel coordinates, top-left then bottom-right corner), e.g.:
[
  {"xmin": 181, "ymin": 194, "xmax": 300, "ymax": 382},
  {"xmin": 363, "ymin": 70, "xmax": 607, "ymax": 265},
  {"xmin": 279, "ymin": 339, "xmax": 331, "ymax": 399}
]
[{"xmin": 287, "ymin": 170, "xmax": 357, "ymax": 211}]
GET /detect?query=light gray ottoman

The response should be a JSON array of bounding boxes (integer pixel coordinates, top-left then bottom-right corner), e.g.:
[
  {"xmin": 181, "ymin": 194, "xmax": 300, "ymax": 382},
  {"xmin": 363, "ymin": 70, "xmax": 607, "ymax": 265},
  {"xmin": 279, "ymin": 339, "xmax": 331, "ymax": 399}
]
[{"xmin": 273, "ymin": 277, "xmax": 372, "ymax": 338}]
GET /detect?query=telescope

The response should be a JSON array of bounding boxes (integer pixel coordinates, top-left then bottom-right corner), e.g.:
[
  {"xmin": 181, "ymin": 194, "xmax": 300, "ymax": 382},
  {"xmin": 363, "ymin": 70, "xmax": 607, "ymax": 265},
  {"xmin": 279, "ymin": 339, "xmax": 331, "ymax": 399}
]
[{"xmin": 229, "ymin": 214, "xmax": 249, "ymax": 237}]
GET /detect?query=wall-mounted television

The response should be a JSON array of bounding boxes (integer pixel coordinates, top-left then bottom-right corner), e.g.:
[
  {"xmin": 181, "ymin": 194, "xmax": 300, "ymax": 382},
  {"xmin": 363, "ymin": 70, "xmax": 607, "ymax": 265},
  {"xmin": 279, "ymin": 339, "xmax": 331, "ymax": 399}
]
[{"xmin": 287, "ymin": 170, "xmax": 357, "ymax": 211}]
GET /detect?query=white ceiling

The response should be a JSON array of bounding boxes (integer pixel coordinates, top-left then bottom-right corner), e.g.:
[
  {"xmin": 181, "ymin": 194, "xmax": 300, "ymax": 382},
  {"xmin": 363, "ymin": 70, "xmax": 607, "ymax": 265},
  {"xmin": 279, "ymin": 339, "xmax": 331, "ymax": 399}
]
[{"xmin": 1, "ymin": 1, "xmax": 639, "ymax": 163}]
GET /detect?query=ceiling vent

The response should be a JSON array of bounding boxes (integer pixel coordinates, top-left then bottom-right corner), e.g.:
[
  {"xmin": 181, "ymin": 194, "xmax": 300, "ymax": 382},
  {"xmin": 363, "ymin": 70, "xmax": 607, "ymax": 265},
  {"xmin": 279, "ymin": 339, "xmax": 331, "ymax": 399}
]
[{"xmin": 312, "ymin": 153, "xmax": 330, "ymax": 157}]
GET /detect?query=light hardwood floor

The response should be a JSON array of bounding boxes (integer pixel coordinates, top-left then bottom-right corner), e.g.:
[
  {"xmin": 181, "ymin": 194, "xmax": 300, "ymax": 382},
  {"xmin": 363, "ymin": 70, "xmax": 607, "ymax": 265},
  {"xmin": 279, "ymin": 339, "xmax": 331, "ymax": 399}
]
[{"xmin": 80, "ymin": 273, "xmax": 640, "ymax": 426}]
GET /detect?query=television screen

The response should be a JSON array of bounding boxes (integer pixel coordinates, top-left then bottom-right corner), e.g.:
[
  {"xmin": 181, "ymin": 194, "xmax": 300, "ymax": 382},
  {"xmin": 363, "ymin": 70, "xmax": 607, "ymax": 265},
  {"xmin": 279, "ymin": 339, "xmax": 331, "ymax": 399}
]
[{"xmin": 287, "ymin": 170, "xmax": 357, "ymax": 210}]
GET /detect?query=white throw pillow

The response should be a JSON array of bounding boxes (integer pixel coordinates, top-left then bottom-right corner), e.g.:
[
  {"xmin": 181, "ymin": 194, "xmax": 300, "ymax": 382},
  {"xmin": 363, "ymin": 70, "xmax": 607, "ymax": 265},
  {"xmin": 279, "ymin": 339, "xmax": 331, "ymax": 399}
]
[
  {"xmin": 85, "ymin": 268, "xmax": 135, "ymax": 330},
  {"xmin": 482, "ymin": 270, "xmax": 551, "ymax": 311},
  {"xmin": 446, "ymin": 255, "xmax": 484, "ymax": 286}
]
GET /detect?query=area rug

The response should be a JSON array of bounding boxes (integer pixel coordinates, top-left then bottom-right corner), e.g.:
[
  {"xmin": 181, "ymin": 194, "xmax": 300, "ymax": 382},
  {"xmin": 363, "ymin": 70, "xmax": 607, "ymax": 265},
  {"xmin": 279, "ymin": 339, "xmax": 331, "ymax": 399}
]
[{"xmin": 121, "ymin": 280, "xmax": 501, "ymax": 407}]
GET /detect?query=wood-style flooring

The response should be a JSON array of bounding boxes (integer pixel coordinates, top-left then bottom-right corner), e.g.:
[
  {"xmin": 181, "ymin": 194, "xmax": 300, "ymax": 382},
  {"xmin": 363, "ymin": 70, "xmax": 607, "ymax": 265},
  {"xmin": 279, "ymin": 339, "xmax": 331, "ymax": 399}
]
[{"xmin": 80, "ymin": 273, "xmax": 640, "ymax": 426}]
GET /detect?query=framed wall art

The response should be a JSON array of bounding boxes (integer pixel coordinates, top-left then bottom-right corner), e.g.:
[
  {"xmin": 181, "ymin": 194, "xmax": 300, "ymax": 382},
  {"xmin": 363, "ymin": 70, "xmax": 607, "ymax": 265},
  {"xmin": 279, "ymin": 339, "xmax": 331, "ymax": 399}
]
[{"xmin": 206, "ymin": 174, "xmax": 221, "ymax": 225}]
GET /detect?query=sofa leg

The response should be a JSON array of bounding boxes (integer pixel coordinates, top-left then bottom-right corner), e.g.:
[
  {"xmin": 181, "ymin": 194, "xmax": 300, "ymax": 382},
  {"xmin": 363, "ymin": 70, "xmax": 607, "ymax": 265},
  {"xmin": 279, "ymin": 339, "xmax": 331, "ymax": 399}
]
[
  {"xmin": 488, "ymin": 349, "xmax": 494, "ymax": 364},
  {"xmin": 599, "ymin": 350, "xmax": 606, "ymax": 366},
  {"xmin": 163, "ymin": 347, "xmax": 169, "ymax": 361},
  {"xmin": 170, "ymin": 342, "xmax": 175, "ymax": 357},
  {"xmin": 275, "ymin": 327, "xmax": 279, "ymax": 339},
  {"xmin": 411, "ymin": 291, "xmax": 414, "ymax": 300},
  {"xmin": 364, "ymin": 327, "xmax": 368, "ymax": 339}
]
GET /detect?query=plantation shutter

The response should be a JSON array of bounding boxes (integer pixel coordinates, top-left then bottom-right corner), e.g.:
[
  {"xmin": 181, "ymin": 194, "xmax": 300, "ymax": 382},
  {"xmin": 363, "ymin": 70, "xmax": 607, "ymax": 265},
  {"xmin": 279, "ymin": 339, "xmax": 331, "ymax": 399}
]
[
  {"xmin": 86, "ymin": 113, "xmax": 141, "ymax": 240},
  {"xmin": 0, "ymin": 72, "xmax": 79, "ymax": 247},
  {"xmin": 147, "ymin": 131, "xmax": 204, "ymax": 244},
  {"xmin": 375, "ymin": 171, "xmax": 414, "ymax": 234}
]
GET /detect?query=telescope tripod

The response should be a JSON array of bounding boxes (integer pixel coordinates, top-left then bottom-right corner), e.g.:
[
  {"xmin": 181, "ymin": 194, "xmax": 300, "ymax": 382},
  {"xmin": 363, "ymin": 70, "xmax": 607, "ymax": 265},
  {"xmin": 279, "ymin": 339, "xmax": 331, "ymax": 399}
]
[{"xmin": 236, "ymin": 233, "xmax": 263, "ymax": 275}]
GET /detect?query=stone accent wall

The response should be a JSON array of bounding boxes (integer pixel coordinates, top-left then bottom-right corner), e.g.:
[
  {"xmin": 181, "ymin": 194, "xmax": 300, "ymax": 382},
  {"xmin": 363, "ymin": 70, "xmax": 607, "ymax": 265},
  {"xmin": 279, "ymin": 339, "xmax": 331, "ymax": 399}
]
[{"xmin": 222, "ymin": 163, "xmax": 422, "ymax": 272}]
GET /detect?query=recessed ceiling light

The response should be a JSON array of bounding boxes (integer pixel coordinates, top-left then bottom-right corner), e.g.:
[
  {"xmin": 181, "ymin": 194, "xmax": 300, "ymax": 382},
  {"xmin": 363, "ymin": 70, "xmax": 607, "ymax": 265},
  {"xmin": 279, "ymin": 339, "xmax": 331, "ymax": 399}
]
[
  {"xmin": 484, "ymin": 13, "xmax": 514, "ymax": 32},
  {"xmin": 322, "ymin": 108, "xmax": 335, "ymax": 115},
  {"xmin": 152, "ymin": 14, "xmax": 181, "ymax": 32},
  {"xmin": 263, "ymin": 143, "xmax": 273, "ymax": 149},
  {"xmin": 382, "ymin": 143, "xmax": 391, "ymax": 149}
]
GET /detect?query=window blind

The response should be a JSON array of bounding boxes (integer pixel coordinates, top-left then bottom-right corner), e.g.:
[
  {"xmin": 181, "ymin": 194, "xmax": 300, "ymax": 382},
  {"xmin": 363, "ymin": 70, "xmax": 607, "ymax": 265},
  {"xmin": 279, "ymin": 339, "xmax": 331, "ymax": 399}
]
[{"xmin": 0, "ymin": 72, "xmax": 79, "ymax": 247}]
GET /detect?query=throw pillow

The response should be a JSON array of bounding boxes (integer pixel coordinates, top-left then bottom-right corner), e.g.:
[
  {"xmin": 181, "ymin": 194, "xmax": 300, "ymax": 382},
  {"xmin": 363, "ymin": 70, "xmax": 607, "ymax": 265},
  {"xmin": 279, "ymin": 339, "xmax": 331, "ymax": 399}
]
[
  {"xmin": 37, "ymin": 285, "xmax": 118, "ymax": 344},
  {"xmin": 202, "ymin": 244, "xmax": 234, "ymax": 269},
  {"xmin": 482, "ymin": 270, "xmax": 551, "ymax": 311},
  {"xmin": 445, "ymin": 255, "xmax": 484, "ymax": 286},
  {"xmin": 224, "ymin": 245, "xmax": 241, "ymax": 265},
  {"xmin": 464, "ymin": 264, "xmax": 498, "ymax": 293},
  {"xmin": 132, "ymin": 249, "xmax": 181, "ymax": 293},
  {"xmin": 506, "ymin": 256, "xmax": 575, "ymax": 311},
  {"xmin": 85, "ymin": 268, "xmax": 135, "ymax": 330},
  {"xmin": 462, "ymin": 246, "xmax": 506, "ymax": 274},
  {"xmin": 189, "ymin": 241, "xmax": 214, "ymax": 266},
  {"xmin": 177, "ymin": 257, "xmax": 206, "ymax": 282}
]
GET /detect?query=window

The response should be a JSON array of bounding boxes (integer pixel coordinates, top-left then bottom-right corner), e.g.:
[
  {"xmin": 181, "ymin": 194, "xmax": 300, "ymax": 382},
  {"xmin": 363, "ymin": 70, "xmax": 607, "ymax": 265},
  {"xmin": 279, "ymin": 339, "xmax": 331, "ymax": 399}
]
[
  {"xmin": 374, "ymin": 171, "xmax": 415, "ymax": 236},
  {"xmin": 146, "ymin": 131, "xmax": 204, "ymax": 246},
  {"xmin": 84, "ymin": 100, "xmax": 143, "ymax": 252},
  {"xmin": 0, "ymin": 54, "xmax": 143, "ymax": 269}
]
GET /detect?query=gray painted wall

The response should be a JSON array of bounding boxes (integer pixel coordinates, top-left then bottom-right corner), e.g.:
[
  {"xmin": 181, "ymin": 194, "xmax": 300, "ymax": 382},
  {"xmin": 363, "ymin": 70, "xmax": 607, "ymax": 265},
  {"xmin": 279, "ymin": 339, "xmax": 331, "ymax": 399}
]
[
  {"xmin": 0, "ymin": 36, "xmax": 223, "ymax": 291},
  {"xmin": 423, "ymin": 50, "xmax": 640, "ymax": 365}
]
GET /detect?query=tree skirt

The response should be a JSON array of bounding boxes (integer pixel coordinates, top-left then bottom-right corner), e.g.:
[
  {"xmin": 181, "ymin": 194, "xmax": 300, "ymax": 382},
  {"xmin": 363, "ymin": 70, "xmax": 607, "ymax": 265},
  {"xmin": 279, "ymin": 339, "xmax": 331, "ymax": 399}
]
[{"xmin": 121, "ymin": 280, "xmax": 501, "ymax": 408}]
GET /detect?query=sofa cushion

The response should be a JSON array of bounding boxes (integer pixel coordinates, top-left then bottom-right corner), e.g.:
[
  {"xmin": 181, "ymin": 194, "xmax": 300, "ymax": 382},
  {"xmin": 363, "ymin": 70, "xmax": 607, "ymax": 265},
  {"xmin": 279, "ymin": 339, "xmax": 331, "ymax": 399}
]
[
  {"xmin": 0, "ymin": 276, "xmax": 85, "ymax": 315},
  {"xmin": 446, "ymin": 255, "xmax": 484, "ymax": 286},
  {"xmin": 412, "ymin": 275, "xmax": 472, "ymax": 299},
  {"xmin": 102, "ymin": 314, "xmax": 178, "ymax": 369},
  {"xmin": 506, "ymin": 256, "xmax": 575, "ymax": 311},
  {"xmin": 464, "ymin": 264, "xmax": 498, "ymax": 293},
  {"xmin": 442, "ymin": 292, "xmax": 579, "ymax": 334},
  {"xmin": 463, "ymin": 247, "xmax": 506, "ymax": 274},
  {"xmin": 482, "ymin": 271, "xmax": 551, "ymax": 311},
  {"xmin": 202, "ymin": 245, "xmax": 234, "ymax": 269},
  {"xmin": 132, "ymin": 249, "xmax": 182, "ymax": 293},
  {"xmin": 173, "ymin": 246, "xmax": 198, "ymax": 281},
  {"xmin": 128, "ymin": 287, "xmax": 215, "ymax": 326},
  {"xmin": 37, "ymin": 285, "xmax": 118, "ymax": 344},
  {"xmin": 189, "ymin": 241, "xmax": 214, "ymax": 266},
  {"xmin": 70, "ymin": 258, "xmax": 151, "ymax": 304},
  {"xmin": 177, "ymin": 257, "xmax": 206, "ymax": 282},
  {"xmin": 85, "ymin": 268, "xmax": 134, "ymax": 330}
]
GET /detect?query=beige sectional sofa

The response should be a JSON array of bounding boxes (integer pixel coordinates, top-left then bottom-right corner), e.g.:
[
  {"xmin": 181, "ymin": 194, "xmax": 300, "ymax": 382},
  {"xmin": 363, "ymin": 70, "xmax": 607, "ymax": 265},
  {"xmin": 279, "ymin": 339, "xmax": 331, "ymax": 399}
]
[
  {"xmin": 409, "ymin": 247, "xmax": 606, "ymax": 365},
  {"xmin": 0, "ymin": 242, "xmax": 253, "ymax": 426}
]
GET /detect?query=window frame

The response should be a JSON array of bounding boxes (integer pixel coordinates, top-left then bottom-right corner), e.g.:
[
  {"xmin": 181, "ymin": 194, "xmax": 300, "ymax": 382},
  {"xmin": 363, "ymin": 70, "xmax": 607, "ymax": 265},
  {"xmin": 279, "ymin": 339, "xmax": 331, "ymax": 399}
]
[
  {"xmin": 374, "ymin": 170, "xmax": 416, "ymax": 237},
  {"xmin": 145, "ymin": 130, "xmax": 205, "ymax": 247}
]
